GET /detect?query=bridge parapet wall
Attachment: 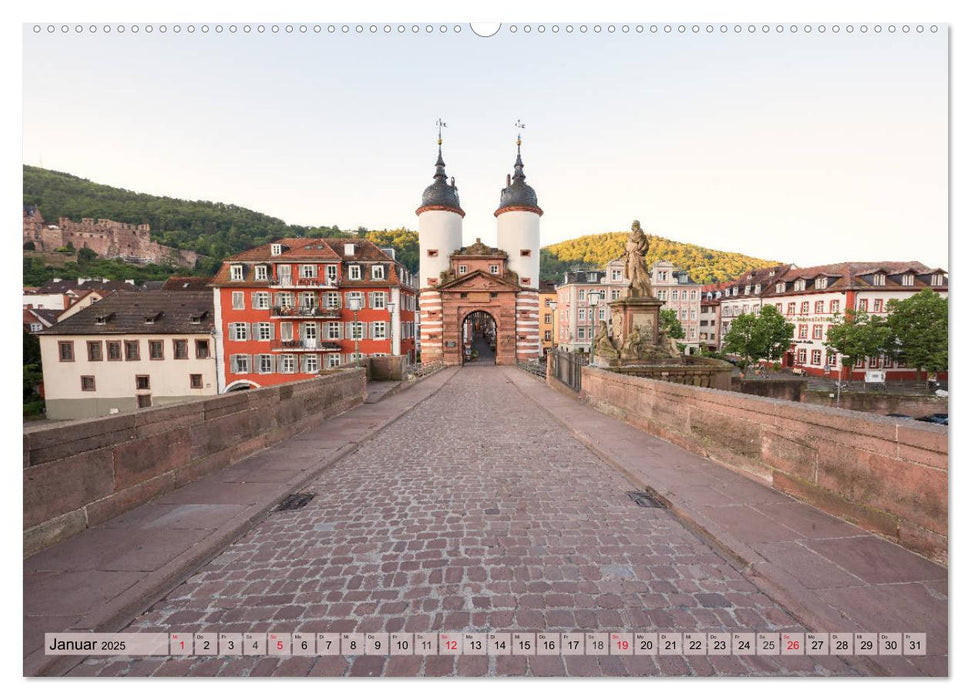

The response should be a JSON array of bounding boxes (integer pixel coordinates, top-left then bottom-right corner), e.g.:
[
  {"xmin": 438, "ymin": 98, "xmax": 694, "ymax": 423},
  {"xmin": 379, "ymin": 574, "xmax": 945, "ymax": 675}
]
[
  {"xmin": 581, "ymin": 366, "xmax": 948, "ymax": 564},
  {"xmin": 23, "ymin": 368, "xmax": 366, "ymax": 557}
]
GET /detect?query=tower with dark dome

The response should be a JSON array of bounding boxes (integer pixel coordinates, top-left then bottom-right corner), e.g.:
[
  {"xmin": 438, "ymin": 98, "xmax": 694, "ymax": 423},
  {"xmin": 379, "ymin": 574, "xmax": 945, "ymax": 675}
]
[{"xmin": 495, "ymin": 127, "xmax": 542, "ymax": 290}]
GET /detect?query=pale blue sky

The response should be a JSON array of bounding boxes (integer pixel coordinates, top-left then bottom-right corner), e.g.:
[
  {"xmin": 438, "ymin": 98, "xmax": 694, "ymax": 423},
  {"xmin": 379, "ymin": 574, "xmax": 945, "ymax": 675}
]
[{"xmin": 22, "ymin": 23, "xmax": 948, "ymax": 269}]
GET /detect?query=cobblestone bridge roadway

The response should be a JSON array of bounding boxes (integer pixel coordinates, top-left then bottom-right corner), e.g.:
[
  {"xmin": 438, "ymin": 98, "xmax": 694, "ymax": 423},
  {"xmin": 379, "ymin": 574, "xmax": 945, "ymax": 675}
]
[{"xmin": 70, "ymin": 366, "xmax": 858, "ymax": 677}]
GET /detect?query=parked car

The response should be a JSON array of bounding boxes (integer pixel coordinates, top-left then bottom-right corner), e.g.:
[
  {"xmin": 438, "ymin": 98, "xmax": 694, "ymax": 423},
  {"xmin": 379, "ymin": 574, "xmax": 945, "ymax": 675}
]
[
  {"xmin": 790, "ymin": 367, "xmax": 807, "ymax": 376},
  {"xmin": 916, "ymin": 413, "xmax": 948, "ymax": 426}
]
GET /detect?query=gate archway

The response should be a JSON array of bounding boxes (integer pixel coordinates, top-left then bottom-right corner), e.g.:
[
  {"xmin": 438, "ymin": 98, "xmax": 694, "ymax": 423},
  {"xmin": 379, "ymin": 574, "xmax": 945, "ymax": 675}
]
[{"xmin": 461, "ymin": 310, "xmax": 497, "ymax": 365}]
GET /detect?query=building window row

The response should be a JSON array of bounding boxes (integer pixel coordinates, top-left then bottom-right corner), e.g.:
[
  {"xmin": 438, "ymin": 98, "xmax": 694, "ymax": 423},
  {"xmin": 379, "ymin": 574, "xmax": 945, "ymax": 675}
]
[{"xmin": 61, "ymin": 338, "xmax": 210, "ymax": 362}]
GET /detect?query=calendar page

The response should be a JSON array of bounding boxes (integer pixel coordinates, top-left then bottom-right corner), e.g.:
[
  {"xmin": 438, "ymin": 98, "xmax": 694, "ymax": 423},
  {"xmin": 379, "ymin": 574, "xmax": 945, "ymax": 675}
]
[{"xmin": 20, "ymin": 1, "xmax": 949, "ymax": 685}]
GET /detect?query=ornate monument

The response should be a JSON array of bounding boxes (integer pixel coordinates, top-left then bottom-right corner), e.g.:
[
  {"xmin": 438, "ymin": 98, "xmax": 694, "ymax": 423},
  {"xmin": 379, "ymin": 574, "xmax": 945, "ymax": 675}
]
[
  {"xmin": 592, "ymin": 220, "xmax": 675, "ymax": 366},
  {"xmin": 589, "ymin": 220, "xmax": 733, "ymax": 388}
]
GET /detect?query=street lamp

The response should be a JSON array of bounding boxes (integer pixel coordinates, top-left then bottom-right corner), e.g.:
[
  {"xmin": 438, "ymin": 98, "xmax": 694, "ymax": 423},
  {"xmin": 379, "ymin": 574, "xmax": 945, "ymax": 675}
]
[
  {"xmin": 387, "ymin": 301, "xmax": 397, "ymax": 357},
  {"xmin": 588, "ymin": 291, "xmax": 601, "ymax": 354},
  {"xmin": 548, "ymin": 301, "xmax": 557, "ymax": 352},
  {"xmin": 347, "ymin": 296, "xmax": 362, "ymax": 363}
]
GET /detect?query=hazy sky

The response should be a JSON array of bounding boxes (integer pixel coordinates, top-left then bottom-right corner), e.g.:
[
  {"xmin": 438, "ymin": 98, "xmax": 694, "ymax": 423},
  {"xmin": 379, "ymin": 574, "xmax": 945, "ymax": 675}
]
[{"xmin": 22, "ymin": 22, "xmax": 948, "ymax": 269}]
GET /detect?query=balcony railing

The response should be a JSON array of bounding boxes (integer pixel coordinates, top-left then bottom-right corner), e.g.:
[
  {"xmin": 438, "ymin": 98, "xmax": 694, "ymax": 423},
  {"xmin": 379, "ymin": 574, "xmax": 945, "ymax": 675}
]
[
  {"xmin": 272, "ymin": 339, "xmax": 342, "ymax": 352},
  {"xmin": 270, "ymin": 277, "xmax": 339, "ymax": 288},
  {"xmin": 271, "ymin": 306, "xmax": 342, "ymax": 319}
]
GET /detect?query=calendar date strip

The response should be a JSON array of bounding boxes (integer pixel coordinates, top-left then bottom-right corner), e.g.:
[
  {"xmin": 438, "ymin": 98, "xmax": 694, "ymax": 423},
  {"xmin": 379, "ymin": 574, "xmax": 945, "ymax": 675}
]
[{"xmin": 46, "ymin": 631, "xmax": 926, "ymax": 657}]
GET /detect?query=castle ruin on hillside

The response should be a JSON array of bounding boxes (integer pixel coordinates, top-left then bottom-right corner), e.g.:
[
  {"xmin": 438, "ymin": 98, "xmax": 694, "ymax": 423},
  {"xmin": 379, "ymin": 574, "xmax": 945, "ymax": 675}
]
[{"xmin": 23, "ymin": 205, "xmax": 201, "ymax": 268}]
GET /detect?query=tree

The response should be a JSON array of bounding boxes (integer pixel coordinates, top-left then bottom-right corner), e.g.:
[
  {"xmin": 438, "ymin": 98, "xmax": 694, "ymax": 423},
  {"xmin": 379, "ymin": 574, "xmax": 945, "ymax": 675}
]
[
  {"xmin": 885, "ymin": 289, "xmax": 948, "ymax": 381},
  {"xmin": 77, "ymin": 246, "xmax": 98, "ymax": 264},
  {"xmin": 659, "ymin": 308, "xmax": 685, "ymax": 340},
  {"xmin": 722, "ymin": 305, "xmax": 794, "ymax": 373},
  {"xmin": 825, "ymin": 310, "xmax": 891, "ymax": 384}
]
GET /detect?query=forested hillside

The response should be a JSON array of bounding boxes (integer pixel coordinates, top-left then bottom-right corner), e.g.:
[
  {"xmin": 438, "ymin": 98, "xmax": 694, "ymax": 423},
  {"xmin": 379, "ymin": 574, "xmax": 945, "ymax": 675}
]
[
  {"xmin": 541, "ymin": 231, "xmax": 782, "ymax": 284},
  {"xmin": 24, "ymin": 166, "xmax": 779, "ymax": 285}
]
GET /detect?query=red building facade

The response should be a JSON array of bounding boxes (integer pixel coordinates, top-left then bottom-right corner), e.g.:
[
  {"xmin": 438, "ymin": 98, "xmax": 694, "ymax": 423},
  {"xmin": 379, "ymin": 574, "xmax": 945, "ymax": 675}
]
[{"xmin": 210, "ymin": 238, "xmax": 416, "ymax": 391}]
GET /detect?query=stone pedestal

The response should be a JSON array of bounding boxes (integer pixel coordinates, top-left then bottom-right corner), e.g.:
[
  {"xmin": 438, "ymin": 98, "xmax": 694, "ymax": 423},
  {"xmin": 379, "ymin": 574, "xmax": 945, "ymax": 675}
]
[{"xmin": 609, "ymin": 296, "xmax": 663, "ymax": 348}]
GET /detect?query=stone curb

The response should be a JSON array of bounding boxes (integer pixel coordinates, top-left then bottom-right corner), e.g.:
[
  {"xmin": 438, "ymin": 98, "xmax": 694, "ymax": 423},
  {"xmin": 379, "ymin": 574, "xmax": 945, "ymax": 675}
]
[{"xmin": 26, "ymin": 367, "xmax": 460, "ymax": 677}]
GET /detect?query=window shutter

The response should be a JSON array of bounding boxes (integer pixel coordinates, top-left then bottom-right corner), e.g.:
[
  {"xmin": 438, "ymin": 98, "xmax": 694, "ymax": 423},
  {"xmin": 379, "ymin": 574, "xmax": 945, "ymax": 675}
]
[
  {"xmin": 251, "ymin": 292, "xmax": 260, "ymax": 307},
  {"xmin": 268, "ymin": 324, "xmax": 275, "ymax": 340}
]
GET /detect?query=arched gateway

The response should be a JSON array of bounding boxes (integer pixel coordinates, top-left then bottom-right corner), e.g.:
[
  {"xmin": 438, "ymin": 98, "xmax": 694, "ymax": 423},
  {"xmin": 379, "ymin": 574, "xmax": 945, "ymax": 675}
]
[{"xmin": 461, "ymin": 310, "xmax": 498, "ymax": 365}]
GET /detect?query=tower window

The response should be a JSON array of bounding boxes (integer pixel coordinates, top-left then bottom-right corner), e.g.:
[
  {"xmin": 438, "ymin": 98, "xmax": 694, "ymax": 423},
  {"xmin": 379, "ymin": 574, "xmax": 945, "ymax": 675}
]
[
  {"xmin": 427, "ymin": 249, "xmax": 439, "ymax": 257},
  {"xmin": 522, "ymin": 278, "xmax": 531, "ymax": 286},
  {"xmin": 520, "ymin": 249, "xmax": 531, "ymax": 257},
  {"xmin": 490, "ymin": 264, "xmax": 499, "ymax": 274}
]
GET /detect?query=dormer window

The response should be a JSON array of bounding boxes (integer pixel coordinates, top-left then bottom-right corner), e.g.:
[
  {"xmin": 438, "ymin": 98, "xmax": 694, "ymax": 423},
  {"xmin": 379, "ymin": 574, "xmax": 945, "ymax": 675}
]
[
  {"xmin": 754, "ymin": 284, "xmax": 761, "ymax": 294},
  {"xmin": 325, "ymin": 265, "xmax": 338, "ymax": 284},
  {"xmin": 815, "ymin": 277, "xmax": 828, "ymax": 290},
  {"xmin": 344, "ymin": 243, "xmax": 356, "ymax": 256},
  {"xmin": 775, "ymin": 282, "xmax": 785, "ymax": 294},
  {"xmin": 490, "ymin": 265, "xmax": 499, "ymax": 274},
  {"xmin": 931, "ymin": 273, "xmax": 944, "ymax": 286},
  {"xmin": 271, "ymin": 243, "xmax": 282, "ymax": 256},
  {"xmin": 458, "ymin": 265, "xmax": 467, "ymax": 274},
  {"xmin": 587, "ymin": 273, "xmax": 598, "ymax": 283},
  {"xmin": 95, "ymin": 312, "xmax": 115, "ymax": 325},
  {"xmin": 793, "ymin": 280, "xmax": 806, "ymax": 292},
  {"xmin": 744, "ymin": 285, "xmax": 751, "ymax": 295},
  {"xmin": 144, "ymin": 312, "xmax": 163, "ymax": 324},
  {"xmin": 372, "ymin": 265, "xmax": 385, "ymax": 280},
  {"xmin": 190, "ymin": 310, "xmax": 208, "ymax": 324},
  {"xmin": 230, "ymin": 264, "xmax": 244, "ymax": 281},
  {"xmin": 348, "ymin": 265, "xmax": 361, "ymax": 281},
  {"xmin": 901, "ymin": 273, "xmax": 914, "ymax": 286},
  {"xmin": 255, "ymin": 265, "xmax": 269, "ymax": 281},
  {"xmin": 873, "ymin": 273, "xmax": 886, "ymax": 286}
]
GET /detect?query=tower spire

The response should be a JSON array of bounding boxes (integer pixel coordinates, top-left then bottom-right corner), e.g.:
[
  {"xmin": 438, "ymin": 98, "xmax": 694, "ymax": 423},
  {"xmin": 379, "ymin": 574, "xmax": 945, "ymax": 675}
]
[
  {"xmin": 434, "ymin": 118, "xmax": 447, "ymax": 179},
  {"xmin": 513, "ymin": 119, "xmax": 526, "ymax": 180}
]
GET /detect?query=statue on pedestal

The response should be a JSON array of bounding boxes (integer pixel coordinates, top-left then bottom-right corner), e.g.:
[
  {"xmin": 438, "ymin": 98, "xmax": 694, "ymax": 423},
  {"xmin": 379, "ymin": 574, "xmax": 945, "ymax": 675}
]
[{"xmin": 624, "ymin": 220, "xmax": 652, "ymax": 298}]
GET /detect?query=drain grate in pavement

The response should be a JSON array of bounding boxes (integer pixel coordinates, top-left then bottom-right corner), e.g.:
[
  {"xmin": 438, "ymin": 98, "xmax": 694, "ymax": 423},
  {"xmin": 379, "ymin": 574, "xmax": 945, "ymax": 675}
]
[
  {"xmin": 627, "ymin": 490, "xmax": 665, "ymax": 508},
  {"xmin": 275, "ymin": 492, "xmax": 316, "ymax": 511}
]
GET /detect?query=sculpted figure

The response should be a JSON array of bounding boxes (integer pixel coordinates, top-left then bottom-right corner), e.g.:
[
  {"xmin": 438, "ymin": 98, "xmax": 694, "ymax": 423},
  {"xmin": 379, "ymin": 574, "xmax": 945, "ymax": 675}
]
[
  {"xmin": 593, "ymin": 320, "xmax": 619, "ymax": 359},
  {"xmin": 624, "ymin": 220, "xmax": 653, "ymax": 298},
  {"xmin": 621, "ymin": 324, "xmax": 644, "ymax": 357}
]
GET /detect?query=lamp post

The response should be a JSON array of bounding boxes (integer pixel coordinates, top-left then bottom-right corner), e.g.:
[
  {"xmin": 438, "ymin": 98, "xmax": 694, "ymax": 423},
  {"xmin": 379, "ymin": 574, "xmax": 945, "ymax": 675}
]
[
  {"xmin": 588, "ymin": 291, "xmax": 600, "ymax": 355},
  {"xmin": 548, "ymin": 300, "xmax": 557, "ymax": 353},
  {"xmin": 347, "ymin": 296, "xmax": 362, "ymax": 363}
]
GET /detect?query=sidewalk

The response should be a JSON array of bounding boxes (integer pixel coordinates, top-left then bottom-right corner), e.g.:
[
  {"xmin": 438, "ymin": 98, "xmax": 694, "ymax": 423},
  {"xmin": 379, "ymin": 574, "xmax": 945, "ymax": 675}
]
[
  {"xmin": 23, "ymin": 367, "xmax": 459, "ymax": 677},
  {"xmin": 504, "ymin": 369, "xmax": 947, "ymax": 677}
]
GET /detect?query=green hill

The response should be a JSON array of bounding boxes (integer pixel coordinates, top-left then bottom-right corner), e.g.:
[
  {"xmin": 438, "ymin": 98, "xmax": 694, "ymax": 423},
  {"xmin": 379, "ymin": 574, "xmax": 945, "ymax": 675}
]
[
  {"xmin": 541, "ymin": 231, "xmax": 782, "ymax": 284},
  {"xmin": 24, "ymin": 165, "xmax": 776, "ymax": 285}
]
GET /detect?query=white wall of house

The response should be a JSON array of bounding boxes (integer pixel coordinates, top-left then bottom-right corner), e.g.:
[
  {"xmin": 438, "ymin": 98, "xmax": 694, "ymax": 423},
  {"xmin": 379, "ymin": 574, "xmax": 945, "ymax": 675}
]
[{"xmin": 40, "ymin": 333, "xmax": 218, "ymax": 420}]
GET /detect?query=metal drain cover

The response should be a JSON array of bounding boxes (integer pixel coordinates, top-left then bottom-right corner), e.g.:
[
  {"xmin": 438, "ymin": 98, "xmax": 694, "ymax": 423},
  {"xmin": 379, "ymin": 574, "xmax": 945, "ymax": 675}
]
[
  {"xmin": 627, "ymin": 491, "xmax": 664, "ymax": 508},
  {"xmin": 275, "ymin": 492, "xmax": 316, "ymax": 511}
]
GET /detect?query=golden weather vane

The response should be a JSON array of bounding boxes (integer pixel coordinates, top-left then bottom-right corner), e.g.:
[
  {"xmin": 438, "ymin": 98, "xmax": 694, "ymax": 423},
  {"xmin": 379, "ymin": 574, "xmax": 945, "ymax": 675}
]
[
  {"xmin": 515, "ymin": 119, "xmax": 525, "ymax": 146},
  {"xmin": 436, "ymin": 118, "xmax": 447, "ymax": 145}
]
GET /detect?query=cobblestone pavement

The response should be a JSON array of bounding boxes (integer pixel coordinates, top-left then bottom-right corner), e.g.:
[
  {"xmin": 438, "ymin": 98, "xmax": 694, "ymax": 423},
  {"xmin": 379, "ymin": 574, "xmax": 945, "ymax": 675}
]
[{"xmin": 68, "ymin": 366, "xmax": 858, "ymax": 677}]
